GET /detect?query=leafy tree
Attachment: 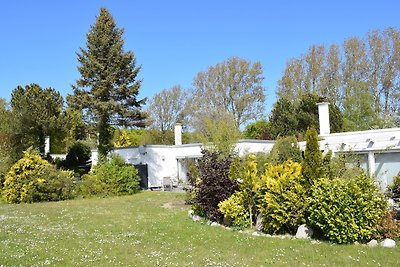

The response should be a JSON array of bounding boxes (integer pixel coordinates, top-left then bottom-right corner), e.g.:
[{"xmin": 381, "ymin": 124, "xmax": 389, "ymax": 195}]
[
  {"xmin": 69, "ymin": 7, "xmax": 146, "ymax": 159},
  {"xmin": 188, "ymin": 56, "xmax": 266, "ymax": 129},
  {"xmin": 301, "ymin": 128, "xmax": 325, "ymax": 188},
  {"xmin": 113, "ymin": 129, "xmax": 132, "ymax": 147},
  {"xmin": 0, "ymin": 99, "xmax": 17, "ymax": 183},
  {"xmin": 147, "ymin": 85, "xmax": 188, "ymax": 144},
  {"xmin": 269, "ymin": 93, "xmax": 343, "ymax": 139},
  {"xmin": 276, "ymin": 28, "xmax": 400, "ymax": 131},
  {"xmin": 10, "ymin": 84, "xmax": 64, "ymax": 155},
  {"xmin": 63, "ymin": 107, "xmax": 87, "ymax": 148},
  {"xmin": 243, "ymin": 120, "xmax": 273, "ymax": 140},
  {"xmin": 269, "ymin": 98, "xmax": 298, "ymax": 138},
  {"xmin": 342, "ymin": 37, "xmax": 379, "ymax": 130},
  {"xmin": 196, "ymin": 110, "xmax": 241, "ymax": 156}
]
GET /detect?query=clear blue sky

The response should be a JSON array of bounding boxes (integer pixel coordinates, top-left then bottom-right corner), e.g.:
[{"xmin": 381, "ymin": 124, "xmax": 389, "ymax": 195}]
[{"xmin": 1, "ymin": 0, "xmax": 399, "ymax": 113}]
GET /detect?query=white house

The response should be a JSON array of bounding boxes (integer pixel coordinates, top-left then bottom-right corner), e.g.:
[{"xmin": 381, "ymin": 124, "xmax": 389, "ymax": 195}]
[
  {"xmin": 54, "ymin": 102, "xmax": 400, "ymax": 190},
  {"xmin": 110, "ymin": 139, "xmax": 275, "ymax": 189}
]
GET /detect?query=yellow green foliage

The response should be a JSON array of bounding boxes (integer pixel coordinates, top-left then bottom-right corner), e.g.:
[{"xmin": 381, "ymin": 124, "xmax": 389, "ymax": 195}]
[
  {"xmin": 257, "ymin": 160, "xmax": 307, "ymax": 234},
  {"xmin": 78, "ymin": 154, "xmax": 140, "ymax": 197},
  {"xmin": 308, "ymin": 175, "xmax": 387, "ymax": 244},
  {"xmin": 113, "ymin": 130, "xmax": 132, "ymax": 148},
  {"xmin": 218, "ymin": 191, "xmax": 250, "ymax": 228},
  {"xmin": 2, "ymin": 150, "xmax": 75, "ymax": 203},
  {"xmin": 227, "ymin": 154, "xmax": 262, "ymax": 227}
]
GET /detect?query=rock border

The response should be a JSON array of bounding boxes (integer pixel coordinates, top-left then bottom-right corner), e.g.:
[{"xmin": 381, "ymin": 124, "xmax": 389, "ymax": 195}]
[{"xmin": 187, "ymin": 210, "xmax": 396, "ymax": 248}]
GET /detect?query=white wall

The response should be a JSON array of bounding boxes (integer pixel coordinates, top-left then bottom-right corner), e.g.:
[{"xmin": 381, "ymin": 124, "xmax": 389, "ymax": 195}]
[
  {"xmin": 112, "ymin": 144, "xmax": 202, "ymax": 187},
  {"xmin": 111, "ymin": 141, "xmax": 274, "ymax": 188},
  {"xmin": 67, "ymin": 127, "xmax": 400, "ymax": 189}
]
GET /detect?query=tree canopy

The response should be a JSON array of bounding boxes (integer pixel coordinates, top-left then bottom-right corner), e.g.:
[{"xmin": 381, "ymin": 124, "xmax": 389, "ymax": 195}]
[
  {"xmin": 269, "ymin": 93, "xmax": 343, "ymax": 140},
  {"xmin": 277, "ymin": 28, "xmax": 400, "ymax": 131},
  {"xmin": 69, "ymin": 7, "xmax": 146, "ymax": 158},
  {"xmin": 146, "ymin": 85, "xmax": 188, "ymax": 144},
  {"xmin": 187, "ymin": 57, "xmax": 266, "ymax": 130},
  {"xmin": 10, "ymin": 83, "xmax": 64, "ymax": 154}
]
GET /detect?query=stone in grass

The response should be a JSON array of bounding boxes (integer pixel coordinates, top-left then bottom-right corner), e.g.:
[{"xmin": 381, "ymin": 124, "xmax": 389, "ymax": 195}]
[
  {"xmin": 192, "ymin": 215, "xmax": 202, "ymax": 222},
  {"xmin": 367, "ymin": 239, "xmax": 378, "ymax": 247},
  {"xmin": 210, "ymin": 222, "xmax": 220, "ymax": 227},
  {"xmin": 252, "ymin": 231, "xmax": 260, "ymax": 237},
  {"xmin": 381, "ymin": 238, "xmax": 396, "ymax": 248},
  {"xmin": 188, "ymin": 210, "xmax": 194, "ymax": 217},
  {"xmin": 295, "ymin": 224, "xmax": 313, "ymax": 239}
]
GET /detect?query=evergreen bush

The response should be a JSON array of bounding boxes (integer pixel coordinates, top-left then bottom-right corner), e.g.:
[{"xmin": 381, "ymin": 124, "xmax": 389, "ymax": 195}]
[
  {"xmin": 218, "ymin": 191, "xmax": 250, "ymax": 228},
  {"xmin": 79, "ymin": 154, "xmax": 140, "ymax": 197},
  {"xmin": 269, "ymin": 136, "xmax": 302, "ymax": 165},
  {"xmin": 308, "ymin": 174, "xmax": 387, "ymax": 244},
  {"xmin": 302, "ymin": 128, "xmax": 325, "ymax": 188},
  {"xmin": 63, "ymin": 141, "xmax": 91, "ymax": 176},
  {"xmin": 2, "ymin": 150, "xmax": 75, "ymax": 203},
  {"xmin": 257, "ymin": 160, "xmax": 307, "ymax": 234}
]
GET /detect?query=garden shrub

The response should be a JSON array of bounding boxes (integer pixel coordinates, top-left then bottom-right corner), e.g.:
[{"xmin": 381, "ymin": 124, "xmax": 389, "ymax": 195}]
[
  {"xmin": 302, "ymin": 128, "xmax": 325, "ymax": 188},
  {"xmin": 308, "ymin": 174, "xmax": 387, "ymax": 244},
  {"xmin": 62, "ymin": 141, "xmax": 91, "ymax": 176},
  {"xmin": 257, "ymin": 160, "xmax": 307, "ymax": 234},
  {"xmin": 374, "ymin": 212, "xmax": 400, "ymax": 240},
  {"xmin": 2, "ymin": 150, "xmax": 75, "ymax": 203},
  {"xmin": 79, "ymin": 154, "xmax": 140, "ymax": 197},
  {"xmin": 269, "ymin": 136, "xmax": 302, "ymax": 165},
  {"xmin": 192, "ymin": 150, "xmax": 238, "ymax": 222},
  {"xmin": 226, "ymin": 154, "xmax": 261, "ymax": 227},
  {"xmin": 218, "ymin": 191, "xmax": 250, "ymax": 228},
  {"xmin": 387, "ymin": 175, "xmax": 400, "ymax": 199},
  {"xmin": 325, "ymin": 152, "xmax": 364, "ymax": 180}
]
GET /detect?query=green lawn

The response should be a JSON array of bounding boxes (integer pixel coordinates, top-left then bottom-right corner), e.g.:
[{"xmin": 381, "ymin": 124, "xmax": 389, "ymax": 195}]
[{"xmin": 0, "ymin": 192, "xmax": 399, "ymax": 266}]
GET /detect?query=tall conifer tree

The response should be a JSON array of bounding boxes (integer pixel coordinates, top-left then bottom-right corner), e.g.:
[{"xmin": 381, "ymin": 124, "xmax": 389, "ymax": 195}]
[{"xmin": 69, "ymin": 7, "xmax": 146, "ymax": 158}]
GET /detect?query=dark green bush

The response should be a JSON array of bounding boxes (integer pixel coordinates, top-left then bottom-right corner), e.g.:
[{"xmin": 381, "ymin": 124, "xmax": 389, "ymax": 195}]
[
  {"xmin": 2, "ymin": 150, "xmax": 75, "ymax": 203},
  {"xmin": 79, "ymin": 154, "xmax": 140, "ymax": 197},
  {"xmin": 269, "ymin": 136, "xmax": 302, "ymax": 165},
  {"xmin": 308, "ymin": 174, "xmax": 387, "ymax": 244},
  {"xmin": 387, "ymin": 175, "xmax": 400, "ymax": 199},
  {"xmin": 63, "ymin": 141, "xmax": 92, "ymax": 176},
  {"xmin": 192, "ymin": 150, "xmax": 238, "ymax": 222}
]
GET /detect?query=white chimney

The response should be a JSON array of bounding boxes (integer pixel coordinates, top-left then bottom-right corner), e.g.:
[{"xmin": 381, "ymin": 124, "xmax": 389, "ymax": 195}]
[
  {"xmin": 174, "ymin": 123, "xmax": 182, "ymax": 145},
  {"xmin": 317, "ymin": 102, "xmax": 330, "ymax": 135},
  {"xmin": 44, "ymin": 136, "xmax": 50, "ymax": 154}
]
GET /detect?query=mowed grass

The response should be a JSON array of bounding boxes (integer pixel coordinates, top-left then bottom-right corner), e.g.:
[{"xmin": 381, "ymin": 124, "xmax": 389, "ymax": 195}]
[{"xmin": 0, "ymin": 192, "xmax": 399, "ymax": 266}]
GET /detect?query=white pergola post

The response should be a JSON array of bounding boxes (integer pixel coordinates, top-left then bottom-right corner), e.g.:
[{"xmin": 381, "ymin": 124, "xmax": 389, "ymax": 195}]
[
  {"xmin": 44, "ymin": 136, "xmax": 50, "ymax": 155},
  {"xmin": 368, "ymin": 151, "xmax": 376, "ymax": 177}
]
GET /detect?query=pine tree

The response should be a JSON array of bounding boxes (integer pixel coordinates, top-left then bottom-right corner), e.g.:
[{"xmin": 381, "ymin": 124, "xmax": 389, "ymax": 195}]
[
  {"xmin": 301, "ymin": 128, "xmax": 325, "ymax": 188},
  {"xmin": 69, "ymin": 7, "xmax": 146, "ymax": 159}
]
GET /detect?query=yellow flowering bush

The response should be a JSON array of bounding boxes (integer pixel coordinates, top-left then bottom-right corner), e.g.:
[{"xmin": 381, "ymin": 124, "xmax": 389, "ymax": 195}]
[{"xmin": 2, "ymin": 150, "xmax": 75, "ymax": 203}]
